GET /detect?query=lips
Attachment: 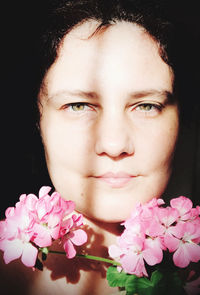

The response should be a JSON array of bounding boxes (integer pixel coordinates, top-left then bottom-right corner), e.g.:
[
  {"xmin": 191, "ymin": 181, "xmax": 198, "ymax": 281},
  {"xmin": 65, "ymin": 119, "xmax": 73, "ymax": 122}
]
[{"xmin": 94, "ymin": 172, "xmax": 136, "ymax": 188}]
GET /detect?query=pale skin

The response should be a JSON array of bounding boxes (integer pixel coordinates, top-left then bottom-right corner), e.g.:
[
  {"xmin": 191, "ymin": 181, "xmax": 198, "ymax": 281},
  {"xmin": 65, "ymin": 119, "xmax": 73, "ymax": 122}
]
[{"xmin": 0, "ymin": 20, "xmax": 179, "ymax": 294}]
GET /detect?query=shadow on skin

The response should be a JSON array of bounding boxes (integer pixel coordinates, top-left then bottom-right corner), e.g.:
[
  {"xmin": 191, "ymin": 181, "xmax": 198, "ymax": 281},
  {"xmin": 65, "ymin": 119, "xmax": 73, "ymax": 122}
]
[
  {"xmin": 0, "ymin": 226, "xmax": 111, "ymax": 295},
  {"xmin": 0, "ymin": 251, "xmax": 39, "ymax": 295},
  {"xmin": 44, "ymin": 225, "xmax": 110, "ymax": 284}
]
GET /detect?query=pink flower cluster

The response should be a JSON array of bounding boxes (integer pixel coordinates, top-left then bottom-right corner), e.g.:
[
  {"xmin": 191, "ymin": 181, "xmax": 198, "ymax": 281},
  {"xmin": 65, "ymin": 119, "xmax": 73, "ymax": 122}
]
[
  {"xmin": 109, "ymin": 196, "xmax": 200, "ymax": 277},
  {"xmin": 0, "ymin": 186, "xmax": 87, "ymax": 267}
]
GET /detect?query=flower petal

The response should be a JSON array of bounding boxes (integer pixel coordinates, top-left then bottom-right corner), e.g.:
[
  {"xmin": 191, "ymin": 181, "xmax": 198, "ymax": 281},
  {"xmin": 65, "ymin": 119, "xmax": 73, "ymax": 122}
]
[
  {"xmin": 170, "ymin": 196, "xmax": 193, "ymax": 216},
  {"xmin": 164, "ymin": 234, "xmax": 180, "ymax": 252},
  {"xmin": 143, "ymin": 238, "xmax": 163, "ymax": 265},
  {"xmin": 39, "ymin": 186, "xmax": 52, "ymax": 198},
  {"xmin": 63, "ymin": 239, "xmax": 76, "ymax": 259},
  {"xmin": 173, "ymin": 244, "xmax": 190, "ymax": 268},
  {"xmin": 3, "ymin": 239, "xmax": 23, "ymax": 264},
  {"xmin": 69, "ymin": 229, "xmax": 87, "ymax": 246},
  {"xmin": 186, "ymin": 243, "xmax": 200, "ymax": 263},
  {"xmin": 33, "ymin": 224, "xmax": 52, "ymax": 247},
  {"xmin": 121, "ymin": 252, "xmax": 147, "ymax": 277},
  {"xmin": 21, "ymin": 243, "xmax": 38, "ymax": 267},
  {"xmin": 108, "ymin": 245, "xmax": 123, "ymax": 258}
]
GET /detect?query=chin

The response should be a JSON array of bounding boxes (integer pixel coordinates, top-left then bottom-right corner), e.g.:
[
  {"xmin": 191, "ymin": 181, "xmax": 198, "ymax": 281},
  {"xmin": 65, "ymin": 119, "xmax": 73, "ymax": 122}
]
[{"xmin": 81, "ymin": 206, "xmax": 133, "ymax": 224}]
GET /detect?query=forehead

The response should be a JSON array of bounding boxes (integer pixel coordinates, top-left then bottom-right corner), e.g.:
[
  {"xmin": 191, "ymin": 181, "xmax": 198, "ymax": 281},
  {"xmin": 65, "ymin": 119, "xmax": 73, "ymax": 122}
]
[{"xmin": 42, "ymin": 20, "xmax": 173, "ymax": 97}]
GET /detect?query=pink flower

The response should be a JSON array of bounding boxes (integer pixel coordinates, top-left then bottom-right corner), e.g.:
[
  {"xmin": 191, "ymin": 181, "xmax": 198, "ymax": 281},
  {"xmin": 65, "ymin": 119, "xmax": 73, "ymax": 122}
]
[
  {"xmin": 126, "ymin": 198, "xmax": 164, "ymax": 222},
  {"xmin": 109, "ymin": 236, "xmax": 148, "ymax": 277},
  {"xmin": 164, "ymin": 221, "xmax": 200, "ymax": 267},
  {"xmin": 143, "ymin": 236, "xmax": 164, "ymax": 264},
  {"xmin": 63, "ymin": 228, "xmax": 88, "ymax": 258},
  {"xmin": 62, "ymin": 214, "xmax": 88, "ymax": 258},
  {"xmin": 170, "ymin": 196, "xmax": 194, "ymax": 221},
  {"xmin": 123, "ymin": 200, "xmax": 164, "ymax": 238},
  {"xmin": 31, "ymin": 188, "xmax": 75, "ymax": 247},
  {"xmin": 109, "ymin": 196, "xmax": 200, "ymax": 277},
  {"xmin": 158, "ymin": 207, "xmax": 179, "ymax": 228},
  {"xmin": 157, "ymin": 206, "xmax": 179, "ymax": 238},
  {"xmin": 0, "ymin": 203, "xmax": 38, "ymax": 267},
  {"xmin": 0, "ymin": 186, "xmax": 87, "ymax": 267},
  {"xmin": 0, "ymin": 236, "xmax": 38, "ymax": 267},
  {"xmin": 109, "ymin": 230, "xmax": 163, "ymax": 277},
  {"xmin": 108, "ymin": 199, "xmax": 167, "ymax": 276}
]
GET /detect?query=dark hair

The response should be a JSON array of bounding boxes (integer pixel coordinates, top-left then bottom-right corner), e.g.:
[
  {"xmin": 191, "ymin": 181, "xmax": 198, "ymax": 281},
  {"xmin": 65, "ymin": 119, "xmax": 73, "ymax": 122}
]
[
  {"xmin": 34, "ymin": 0, "xmax": 199, "ymax": 123},
  {"xmin": 37, "ymin": 0, "xmax": 173, "ymax": 88}
]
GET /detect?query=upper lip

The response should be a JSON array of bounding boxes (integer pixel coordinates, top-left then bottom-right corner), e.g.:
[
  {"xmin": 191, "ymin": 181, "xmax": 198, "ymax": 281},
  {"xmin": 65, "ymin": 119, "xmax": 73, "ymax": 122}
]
[{"xmin": 95, "ymin": 172, "xmax": 136, "ymax": 178}]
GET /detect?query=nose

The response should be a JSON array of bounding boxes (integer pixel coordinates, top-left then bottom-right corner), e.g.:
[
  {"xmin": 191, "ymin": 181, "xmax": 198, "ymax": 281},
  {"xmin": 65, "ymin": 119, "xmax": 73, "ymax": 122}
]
[{"xmin": 95, "ymin": 112, "xmax": 135, "ymax": 158}]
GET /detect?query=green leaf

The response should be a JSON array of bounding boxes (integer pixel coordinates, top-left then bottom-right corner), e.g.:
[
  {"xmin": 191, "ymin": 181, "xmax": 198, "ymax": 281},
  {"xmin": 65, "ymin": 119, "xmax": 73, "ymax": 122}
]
[
  {"xmin": 125, "ymin": 275, "xmax": 155, "ymax": 295},
  {"xmin": 150, "ymin": 270, "xmax": 184, "ymax": 295},
  {"xmin": 150, "ymin": 270, "xmax": 163, "ymax": 285},
  {"xmin": 126, "ymin": 291, "xmax": 138, "ymax": 295},
  {"xmin": 136, "ymin": 277, "xmax": 154, "ymax": 295},
  {"xmin": 125, "ymin": 275, "xmax": 139, "ymax": 294},
  {"xmin": 125, "ymin": 271, "xmax": 165, "ymax": 295},
  {"xmin": 107, "ymin": 266, "xmax": 131, "ymax": 288},
  {"xmin": 107, "ymin": 267, "xmax": 185, "ymax": 295}
]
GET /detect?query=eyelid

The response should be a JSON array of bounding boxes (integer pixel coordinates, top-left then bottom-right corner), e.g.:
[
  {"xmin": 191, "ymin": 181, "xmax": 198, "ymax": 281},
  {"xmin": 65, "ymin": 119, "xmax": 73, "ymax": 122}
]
[
  {"xmin": 60, "ymin": 102, "xmax": 97, "ymax": 111},
  {"xmin": 132, "ymin": 101, "xmax": 164, "ymax": 110}
]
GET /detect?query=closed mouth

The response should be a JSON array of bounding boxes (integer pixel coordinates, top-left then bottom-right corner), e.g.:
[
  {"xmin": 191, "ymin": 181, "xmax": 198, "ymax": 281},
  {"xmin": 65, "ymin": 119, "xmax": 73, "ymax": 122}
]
[{"xmin": 93, "ymin": 172, "xmax": 136, "ymax": 188}]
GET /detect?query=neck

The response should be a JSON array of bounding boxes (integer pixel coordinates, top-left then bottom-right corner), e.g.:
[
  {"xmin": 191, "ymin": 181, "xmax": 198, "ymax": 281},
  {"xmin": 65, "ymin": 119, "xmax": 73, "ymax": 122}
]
[
  {"xmin": 79, "ymin": 215, "xmax": 124, "ymax": 258},
  {"xmin": 32, "ymin": 215, "xmax": 122, "ymax": 295}
]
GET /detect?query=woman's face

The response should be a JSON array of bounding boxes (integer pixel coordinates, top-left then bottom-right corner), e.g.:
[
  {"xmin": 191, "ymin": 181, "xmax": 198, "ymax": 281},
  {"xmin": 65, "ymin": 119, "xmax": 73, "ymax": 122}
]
[{"xmin": 39, "ymin": 21, "xmax": 179, "ymax": 222}]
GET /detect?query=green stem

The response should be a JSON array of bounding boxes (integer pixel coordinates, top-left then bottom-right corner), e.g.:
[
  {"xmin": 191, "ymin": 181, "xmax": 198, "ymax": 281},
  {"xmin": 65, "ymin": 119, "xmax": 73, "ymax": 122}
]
[
  {"xmin": 49, "ymin": 250, "xmax": 120, "ymax": 266},
  {"xmin": 49, "ymin": 250, "xmax": 66, "ymax": 255},
  {"xmin": 77, "ymin": 254, "xmax": 121, "ymax": 266}
]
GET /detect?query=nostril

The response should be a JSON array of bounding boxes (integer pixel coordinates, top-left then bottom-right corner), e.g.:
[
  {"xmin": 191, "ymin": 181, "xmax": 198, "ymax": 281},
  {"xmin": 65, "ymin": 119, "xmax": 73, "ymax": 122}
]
[
  {"xmin": 95, "ymin": 137, "xmax": 135, "ymax": 158},
  {"xmin": 111, "ymin": 152, "xmax": 133, "ymax": 161},
  {"xmin": 94, "ymin": 119, "xmax": 135, "ymax": 157},
  {"xmin": 97, "ymin": 151, "xmax": 134, "ymax": 161}
]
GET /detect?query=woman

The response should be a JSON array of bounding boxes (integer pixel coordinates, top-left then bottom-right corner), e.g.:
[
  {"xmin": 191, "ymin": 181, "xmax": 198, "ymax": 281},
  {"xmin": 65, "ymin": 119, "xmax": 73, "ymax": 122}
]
[{"xmin": 0, "ymin": 0, "xmax": 199, "ymax": 294}]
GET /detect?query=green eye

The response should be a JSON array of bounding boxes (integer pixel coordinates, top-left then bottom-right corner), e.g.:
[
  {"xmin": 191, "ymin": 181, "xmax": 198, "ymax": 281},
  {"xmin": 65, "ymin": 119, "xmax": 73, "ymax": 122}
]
[
  {"xmin": 71, "ymin": 103, "xmax": 86, "ymax": 111},
  {"xmin": 134, "ymin": 103, "xmax": 163, "ymax": 117},
  {"xmin": 137, "ymin": 104, "xmax": 154, "ymax": 111},
  {"xmin": 62, "ymin": 102, "xmax": 96, "ymax": 114}
]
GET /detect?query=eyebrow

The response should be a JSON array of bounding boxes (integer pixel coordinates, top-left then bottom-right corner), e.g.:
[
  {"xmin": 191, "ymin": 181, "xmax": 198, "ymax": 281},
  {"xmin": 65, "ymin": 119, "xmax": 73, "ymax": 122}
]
[
  {"xmin": 47, "ymin": 90, "xmax": 98, "ymax": 101},
  {"xmin": 129, "ymin": 90, "xmax": 175, "ymax": 103},
  {"xmin": 47, "ymin": 89, "xmax": 175, "ymax": 103}
]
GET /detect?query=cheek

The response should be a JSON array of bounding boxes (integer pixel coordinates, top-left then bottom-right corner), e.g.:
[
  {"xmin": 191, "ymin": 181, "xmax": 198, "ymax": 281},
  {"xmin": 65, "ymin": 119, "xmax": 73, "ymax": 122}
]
[
  {"xmin": 40, "ymin": 113, "xmax": 94, "ymax": 167},
  {"xmin": 136, "ymin": 113, "xmax": 179, "ymax": 170}
]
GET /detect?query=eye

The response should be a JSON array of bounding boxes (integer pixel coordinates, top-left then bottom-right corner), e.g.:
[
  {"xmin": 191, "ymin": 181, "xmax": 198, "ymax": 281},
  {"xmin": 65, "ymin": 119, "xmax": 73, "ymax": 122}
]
[
  {"xmin": 61, "ymin": 102, "xmax": 94, "ymax": 113},
  {"xmin": 135, "ymin": 103, "xmax": 161, "ymax": 112},
  {"xmin": 71, "ymin": 103, "xmax": 87, "ymax": 112},
  {"xmin": 134, "ymin": 103, "xmax": 163, "ymax": 116}
]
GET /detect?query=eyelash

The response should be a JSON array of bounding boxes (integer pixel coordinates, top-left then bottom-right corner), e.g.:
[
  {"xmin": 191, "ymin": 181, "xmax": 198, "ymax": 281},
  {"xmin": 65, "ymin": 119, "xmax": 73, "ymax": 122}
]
[
  {"xmin": 134, "ymin": 103, "xmax": 163, "ymax": 112},
  {"xmin": 61, "ymin": 102, "xmax": 95, "ymax": 112}
]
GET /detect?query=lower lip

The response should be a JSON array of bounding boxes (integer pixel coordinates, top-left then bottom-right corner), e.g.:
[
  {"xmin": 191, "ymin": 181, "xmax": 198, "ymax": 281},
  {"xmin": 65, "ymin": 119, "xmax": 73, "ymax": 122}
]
[{"xmin": 95, "ymin": 176, "xmax": 134, "ymax": 188}]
